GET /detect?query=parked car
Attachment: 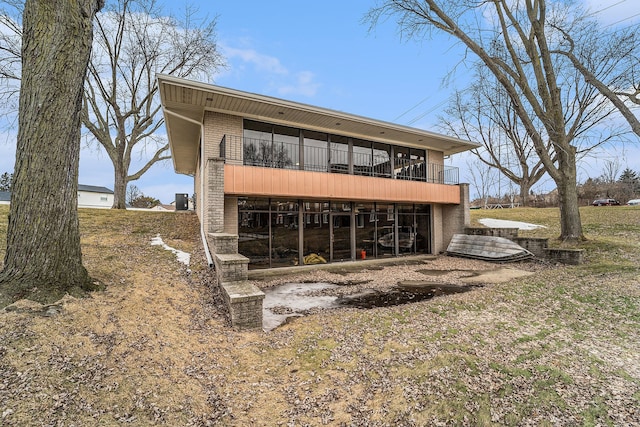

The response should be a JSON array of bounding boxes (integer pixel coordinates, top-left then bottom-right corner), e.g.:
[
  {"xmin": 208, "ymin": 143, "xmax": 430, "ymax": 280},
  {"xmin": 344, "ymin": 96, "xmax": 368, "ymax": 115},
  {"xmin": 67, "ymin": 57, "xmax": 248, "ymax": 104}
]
[
  {"xmin": 627, "ymin": 199, "xmax": 640, "ymax": 206},
  {"xmin": 591, "ymin": 198, "xmax": 620, "ymax": 206}
]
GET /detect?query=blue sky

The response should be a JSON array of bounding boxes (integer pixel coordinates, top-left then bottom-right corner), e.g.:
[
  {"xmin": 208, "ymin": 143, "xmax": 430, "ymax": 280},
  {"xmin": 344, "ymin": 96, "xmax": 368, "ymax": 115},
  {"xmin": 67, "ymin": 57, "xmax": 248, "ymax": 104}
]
[{"xmin": 1, "ymin": 0, "xmax": 639, "ymax": 202}]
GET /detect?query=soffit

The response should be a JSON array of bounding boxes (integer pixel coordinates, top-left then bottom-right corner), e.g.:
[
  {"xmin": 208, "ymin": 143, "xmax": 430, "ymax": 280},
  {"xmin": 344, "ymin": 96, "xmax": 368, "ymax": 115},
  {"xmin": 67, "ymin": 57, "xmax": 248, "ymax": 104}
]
[{"xmin": 159, "ymin": 74, "xmax": 479, "ymax": 175}]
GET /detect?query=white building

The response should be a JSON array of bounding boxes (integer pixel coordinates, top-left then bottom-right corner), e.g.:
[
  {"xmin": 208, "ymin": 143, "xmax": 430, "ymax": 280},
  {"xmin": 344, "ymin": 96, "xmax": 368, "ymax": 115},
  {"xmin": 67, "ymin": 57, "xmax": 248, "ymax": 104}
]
[
  {"xmin": 2, "ymin": 185, "xmax": 114, "ymax": 208},
  {"xmin": 77, "ymin": 184, "xmax": 114, "ymax": 208}
]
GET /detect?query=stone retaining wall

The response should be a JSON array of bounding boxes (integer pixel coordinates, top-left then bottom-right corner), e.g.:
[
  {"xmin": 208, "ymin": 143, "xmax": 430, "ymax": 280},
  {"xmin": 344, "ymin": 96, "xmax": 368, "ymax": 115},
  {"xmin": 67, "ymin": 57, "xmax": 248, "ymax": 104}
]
[
  {"xmin": 209, "ymin": 233, "xmax": 265, "ymax": 330},
  {"xmin": 544, "ymin": 248, "xmax": 584, "ymax": 265}
]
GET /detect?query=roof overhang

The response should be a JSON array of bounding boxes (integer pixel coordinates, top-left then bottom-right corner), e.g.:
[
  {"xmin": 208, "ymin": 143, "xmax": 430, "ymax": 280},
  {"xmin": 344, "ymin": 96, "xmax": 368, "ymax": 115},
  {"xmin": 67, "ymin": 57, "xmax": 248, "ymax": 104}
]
[{"xmin": 158, "ymin": 74, "xmax": 479, "ymax": 176}]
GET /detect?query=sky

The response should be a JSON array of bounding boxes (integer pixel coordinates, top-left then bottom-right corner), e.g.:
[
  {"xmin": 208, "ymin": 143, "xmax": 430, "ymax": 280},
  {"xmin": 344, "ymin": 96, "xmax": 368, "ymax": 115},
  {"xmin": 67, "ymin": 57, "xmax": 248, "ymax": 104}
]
[{"xmin": 1, "ymin": 0, "xmax": 639, "ymax": 203}]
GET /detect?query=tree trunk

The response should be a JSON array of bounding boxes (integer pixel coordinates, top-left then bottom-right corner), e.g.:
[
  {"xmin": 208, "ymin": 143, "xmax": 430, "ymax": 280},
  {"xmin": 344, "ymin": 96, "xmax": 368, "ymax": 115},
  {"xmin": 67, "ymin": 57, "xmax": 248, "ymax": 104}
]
[
  {"xmin": 555, "ymin": 146, "xmax": 584, "ymax": 242},
  {"xmin": 112, "ymin": 160, "xmax": 128, "ymax": 209},
  {"xmin": 0, "ymin": 0, "xmax": 103, "ymax": 307},
  {"xmin": 519, "ymin": 180, "xmax": 530, "ymax": 207}
]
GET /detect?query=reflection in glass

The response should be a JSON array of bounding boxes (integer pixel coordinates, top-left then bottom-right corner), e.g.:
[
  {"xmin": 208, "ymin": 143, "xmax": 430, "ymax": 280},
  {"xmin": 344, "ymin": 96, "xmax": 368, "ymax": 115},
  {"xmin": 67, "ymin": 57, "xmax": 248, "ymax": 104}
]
[
  {"xmin": 395, "ymin": 146, "xmax": 410, "ymax": 180},
  {"xmin": 303, "ymin": 130, "xmax": 328, "ymax": 172},
  {"xmin": 376, "ymin": 203, "xmax": 395, "ymax": 257},
  {"xmin": 270, "ymin": 200, "xmax": 299, "ymax": 268},
  {"xmin": 355, "ymin": 203, "xmax": 376, "ymax": 259},
  {"xmin": 238, "ymin": 198, "xmax": 271, "ymax": 269},
  {"xmin": 329, "ymin": 135, "xmax": 349, "ymax": 174},
  {"xmin": 353, "ymin": 139, "xmax": 372, "ymax": 176},
  {"xmin": 273, "ymin": 125, "xmax": 299, "ymax": 170},
  {"xmin": 302, "ymin": 201, "xmax": 329, "ymax": 263},
  {"xmin": 332, "ymin": 214, "xmax": 352, "ymax": 261},
  {"xmin": 373, "ymin": 142, "xmax": 391, "ymax": 178},
  {"xmin": 411, "ymin": 149, "xmax": 427, "ymax": 181}
]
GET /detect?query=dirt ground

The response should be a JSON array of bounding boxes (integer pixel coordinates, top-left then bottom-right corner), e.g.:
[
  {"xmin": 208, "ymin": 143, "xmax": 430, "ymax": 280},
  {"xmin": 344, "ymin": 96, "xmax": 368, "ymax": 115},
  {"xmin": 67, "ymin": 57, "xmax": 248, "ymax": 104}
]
[{"xmin": 1, "ymin": 206, "xmax": 639, "ymax": 426}]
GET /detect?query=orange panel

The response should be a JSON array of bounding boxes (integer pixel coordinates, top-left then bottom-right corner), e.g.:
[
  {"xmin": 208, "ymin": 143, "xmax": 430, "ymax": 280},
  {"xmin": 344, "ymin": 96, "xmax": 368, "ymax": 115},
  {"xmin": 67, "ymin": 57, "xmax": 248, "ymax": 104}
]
[{"xmin": 224, "ymin": 165, "xmax": 460, "ymax": 204}]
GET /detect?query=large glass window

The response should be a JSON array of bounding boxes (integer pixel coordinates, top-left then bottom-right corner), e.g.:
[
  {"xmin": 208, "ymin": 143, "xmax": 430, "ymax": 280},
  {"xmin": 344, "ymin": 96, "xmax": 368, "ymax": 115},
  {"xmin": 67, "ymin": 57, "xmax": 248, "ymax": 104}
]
[
  {"xmin": 330, "ymin": 202, "xmax": 352, "ymax": 262},
  {"xmin": 411, "ymin": 149, "xmax": 427, "ymax": 181},
  {"xmin": 395, "ymin": 146, "xmax": 411, "ymax": 180},
  {"xmin": 329, "ymin": 135, "xmax": 349, "ymax": 174},
  {"xmin": 415, "ymin": 204, "xmax": 431, "ymax": 254},
  {"xmin": 270, "ymin": 200, "xmax": 299, "ymax": 268},
  {"xmin": 241, "ymin": 120, "xmax": 446, "ymax": 184},
  {"xmin": 303, "ymin": 131, "xmax": 328, "ymax": 172},
  {"xmin": 376, "ymin": 203, "xmax": 395, "ymax": 257},
  {"xmin": 354, "ymin": 203, "xmax": 376, "ymax": 259},
  {"xmin": 372, "ymin": 142, "xmax": 391, "ymax": 178},
  {"xmin": 397, "ymin": 204, "xmax": 416, "ymax": 255},
  {"xmin": 353, "ymin": 139, "xmax": 372, "ymax": 176},
  {"xmin": 239, "ymin": 199, "xmax": 431, "ymax": 269},
  {"xmin": 273, "ymin": 125, "xmax": 300, "ymax": 170},
  {"xmin": 303, "ymin": 201, "xmax": 330, "ymax": 263},
  {"xmin": 238, "ymin": 197, "xmax": 271, "ymax": 269},
  {"xmin": 243, "ymin": 120, "xmax": 273, "ymax": 167}
]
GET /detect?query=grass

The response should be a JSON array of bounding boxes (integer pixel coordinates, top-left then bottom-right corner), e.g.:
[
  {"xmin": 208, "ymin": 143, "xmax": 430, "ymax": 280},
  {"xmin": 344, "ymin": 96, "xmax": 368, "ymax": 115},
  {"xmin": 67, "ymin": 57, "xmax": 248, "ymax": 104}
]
[{"xmin": 0, "ymin": 204, "xmax": 639, "ymax": 425}]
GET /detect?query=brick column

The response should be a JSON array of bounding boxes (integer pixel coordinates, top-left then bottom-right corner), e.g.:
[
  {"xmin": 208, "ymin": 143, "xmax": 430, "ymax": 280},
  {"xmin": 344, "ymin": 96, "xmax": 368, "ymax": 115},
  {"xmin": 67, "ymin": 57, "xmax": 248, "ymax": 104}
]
[{"xmin": 207, "ymin": 157, "xmax": 225, "ymax": 233}]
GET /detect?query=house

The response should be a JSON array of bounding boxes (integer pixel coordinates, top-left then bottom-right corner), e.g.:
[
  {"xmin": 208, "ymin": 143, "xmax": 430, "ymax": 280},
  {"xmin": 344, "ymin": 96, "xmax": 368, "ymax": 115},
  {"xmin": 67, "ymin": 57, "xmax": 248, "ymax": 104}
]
[
  {"xmin": 1, "ymin": 186, "xmax": 113, "ymax": 208},
  {"xmin": 77, "ymin": 184, "xmax": 114, "ymax": 208},
  {"xmin": 159, "ymin": 74, "xmax": 479, "ymax": 270}
]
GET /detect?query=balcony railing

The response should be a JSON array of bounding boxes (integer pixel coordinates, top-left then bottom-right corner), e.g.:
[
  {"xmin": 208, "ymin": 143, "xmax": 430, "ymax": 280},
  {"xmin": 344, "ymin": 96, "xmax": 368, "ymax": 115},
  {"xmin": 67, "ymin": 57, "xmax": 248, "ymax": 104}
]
[{"xmin": 220, "ymin": 134, "xmax": 459, "ymax": 185}]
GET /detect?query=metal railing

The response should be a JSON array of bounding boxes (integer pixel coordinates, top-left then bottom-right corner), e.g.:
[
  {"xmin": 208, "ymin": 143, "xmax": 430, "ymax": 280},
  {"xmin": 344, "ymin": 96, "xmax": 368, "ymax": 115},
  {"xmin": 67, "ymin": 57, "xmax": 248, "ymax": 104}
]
[{"xmin": 220, "ymin": 134, "xmax": 459, "ymax": 185}]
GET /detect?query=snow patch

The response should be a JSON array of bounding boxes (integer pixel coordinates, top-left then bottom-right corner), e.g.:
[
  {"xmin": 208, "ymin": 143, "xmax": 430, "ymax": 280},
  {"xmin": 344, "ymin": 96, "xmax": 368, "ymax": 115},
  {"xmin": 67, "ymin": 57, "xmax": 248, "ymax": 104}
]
[
  {"xmin": 262, "ymin": 282, "xmax": 339, "ymax": 331},
  {"xmin": 478, "ymin": 218, "xmax": 546, "ymax": 231},
  {"xmin": 150, "ymin": 234, "xmax": 191, "ymax": 266}
]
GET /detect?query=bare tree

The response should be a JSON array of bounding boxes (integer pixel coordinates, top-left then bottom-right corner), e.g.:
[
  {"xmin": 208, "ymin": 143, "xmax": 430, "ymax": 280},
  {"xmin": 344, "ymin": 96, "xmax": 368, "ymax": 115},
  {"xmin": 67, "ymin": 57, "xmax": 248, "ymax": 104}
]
[
  {"xmin": 0, "ymin": 0, "xmax": 225, "ymax": 209},
  {"xmin": 552, "ymin": 22, "xmax": 640, "ymax": 136},
  {"xmin": 465, "ymin": 158, "xmax": 498, "ymax": 208},
  {"xmin": 600, "ymin": 159, "xmax": 620, "ymax": 184},
  {"xmin": 441, "ymin": 71, "xmax": 549, "ymax": 207},
  {"xmin": 367, "ymin": 0, "xmax": 622, "ymax": 242},
  {"xmin": 126, "ymin": 183, "xmax": 142, "ymax": 205},
  {"xmin": 0, "ymin": 1, "xmax": 22, "ymax": 119},
  {"xmin": 84, "ymin": 0, "xmax": 224, "ymax": 208},
  {"xmin": 0, "ymin": 0, "xmax": 103, "ymax": 307}
]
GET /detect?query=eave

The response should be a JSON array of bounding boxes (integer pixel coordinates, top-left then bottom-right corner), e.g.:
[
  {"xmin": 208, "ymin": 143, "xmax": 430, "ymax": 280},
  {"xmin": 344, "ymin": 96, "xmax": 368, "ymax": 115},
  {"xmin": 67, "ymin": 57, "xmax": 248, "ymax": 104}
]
[{"xmin": 158, "ymin": 74, "xmax": 479, "ymax": 176}]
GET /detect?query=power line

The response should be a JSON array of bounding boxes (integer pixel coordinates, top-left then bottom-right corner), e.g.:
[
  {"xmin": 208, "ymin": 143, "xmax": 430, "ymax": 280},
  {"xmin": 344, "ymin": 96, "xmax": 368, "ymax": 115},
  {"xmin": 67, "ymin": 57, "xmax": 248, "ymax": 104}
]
[
  {"xmin": 585, "ymin": 0, "xmax": 626, "ymax": 18},
  {"xmin": 406, "ymin": 98, "xmax": 448, "ymax": 126},
  {"xmin": 393, "ymin": 95, "xmax": 431, "ymax": 122}
]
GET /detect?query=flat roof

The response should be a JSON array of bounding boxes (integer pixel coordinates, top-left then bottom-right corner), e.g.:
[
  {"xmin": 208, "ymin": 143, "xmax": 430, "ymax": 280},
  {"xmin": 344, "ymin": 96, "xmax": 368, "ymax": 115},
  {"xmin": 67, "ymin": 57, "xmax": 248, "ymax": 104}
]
[{"xmin": 158, "ymin": 74, "xmax": 479, "ymax": 176}]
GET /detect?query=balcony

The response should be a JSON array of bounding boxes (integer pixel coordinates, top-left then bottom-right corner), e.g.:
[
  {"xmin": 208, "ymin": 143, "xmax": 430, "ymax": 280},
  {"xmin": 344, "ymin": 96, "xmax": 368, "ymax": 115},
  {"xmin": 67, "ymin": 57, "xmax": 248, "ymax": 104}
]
[{"xmin": 220, "ymin": 135, "xmax": 459, "ymax": 185}]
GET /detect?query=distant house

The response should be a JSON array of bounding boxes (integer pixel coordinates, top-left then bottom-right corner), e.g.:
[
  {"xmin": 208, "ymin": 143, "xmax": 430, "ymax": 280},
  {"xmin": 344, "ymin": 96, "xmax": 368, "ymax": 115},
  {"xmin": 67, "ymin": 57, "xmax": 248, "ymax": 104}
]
[
  {"xmin": 151, "ymin": 204, "xmax": 176, "ymax": 212},
  {"xmin": 1, "ymin": 185, "xmax": 114, "ymax": 208},
  {"xmin": 77, "ymin": 184, "xmax": 114, "ymax": 208}
]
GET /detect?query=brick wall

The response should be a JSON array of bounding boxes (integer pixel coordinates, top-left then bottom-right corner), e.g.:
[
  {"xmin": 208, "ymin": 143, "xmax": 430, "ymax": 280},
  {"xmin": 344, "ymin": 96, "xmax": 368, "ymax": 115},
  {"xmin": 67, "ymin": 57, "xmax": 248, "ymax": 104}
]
[
  {"xmin": 203, "ymin": 111, "xmax": 243, "ymax": 159},
  {"xmin": 442, "ymin": 183, "xmax": 470, "ymax": 252}
]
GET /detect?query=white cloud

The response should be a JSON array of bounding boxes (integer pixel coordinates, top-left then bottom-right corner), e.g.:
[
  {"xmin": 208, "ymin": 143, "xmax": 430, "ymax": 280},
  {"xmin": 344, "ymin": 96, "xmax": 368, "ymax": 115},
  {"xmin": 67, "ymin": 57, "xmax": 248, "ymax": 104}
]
[
  {"xmin": 277, "ymin": 70, "xmax": 320, "ymax": 97},
  {"xmin": 219, "ymin": 42, "xmax": 321, "ymax": 98},
  {"xmin": 222, "ymin": 44, "xmax": 288, "ymax": 75}
]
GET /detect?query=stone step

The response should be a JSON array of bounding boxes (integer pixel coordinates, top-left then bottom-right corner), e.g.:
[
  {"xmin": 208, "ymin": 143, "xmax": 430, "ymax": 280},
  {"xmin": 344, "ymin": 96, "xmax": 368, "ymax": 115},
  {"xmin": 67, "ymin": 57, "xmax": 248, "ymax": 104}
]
[
  {"xmin": 214, "ymin": 253, "xmax": 249, "ymax": 282},
  {"xmin": 220, "ymin": 280, "xmax": 265, "ymax": 330}
]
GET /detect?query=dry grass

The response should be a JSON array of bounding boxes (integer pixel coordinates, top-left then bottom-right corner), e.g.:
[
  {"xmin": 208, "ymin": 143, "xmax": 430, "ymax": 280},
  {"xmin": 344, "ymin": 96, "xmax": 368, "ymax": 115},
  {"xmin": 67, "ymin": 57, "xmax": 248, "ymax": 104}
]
[{"xmin": 0, "ymin": 204, "xmax": 639, "ymax": 425}]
